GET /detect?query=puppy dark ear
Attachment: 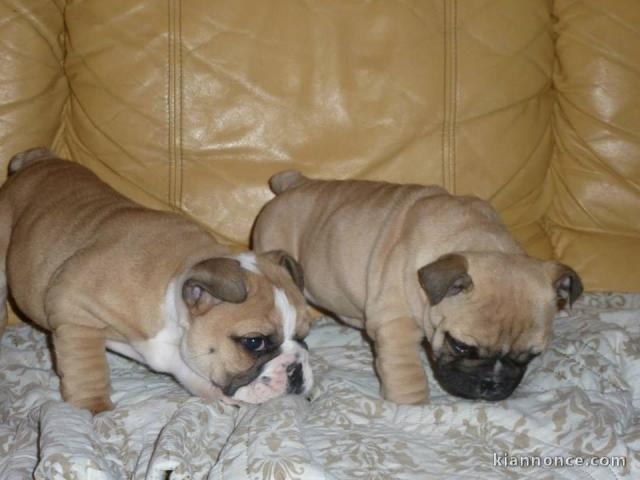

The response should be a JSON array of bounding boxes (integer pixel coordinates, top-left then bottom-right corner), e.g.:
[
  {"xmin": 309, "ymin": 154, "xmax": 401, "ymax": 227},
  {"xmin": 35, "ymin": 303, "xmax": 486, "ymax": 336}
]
[
  {"xmin": 418, "ymin": 254, "xmax": 473, "ymax": 306},
  {"xmin": 549, "ymin": 262, "xmax": 583, "ymax": 308},
  {"xmin": 261, "ymin": 250, "xmax": 304, "ymax": 291},
  {"xmin": 182, "ymin": 258, "xmax": 247, "ymax": 316}
]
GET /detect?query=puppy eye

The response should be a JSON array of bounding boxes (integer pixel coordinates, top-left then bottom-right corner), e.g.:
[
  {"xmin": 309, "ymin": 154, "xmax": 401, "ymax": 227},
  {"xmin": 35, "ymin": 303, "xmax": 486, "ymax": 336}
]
[
  {"xmin": 445, "ymin": 333, "xmax": 478, "ymax": 358},
  {"xmin": 239, "ymin": 336, "xmax": 270, "ymax": 353}
]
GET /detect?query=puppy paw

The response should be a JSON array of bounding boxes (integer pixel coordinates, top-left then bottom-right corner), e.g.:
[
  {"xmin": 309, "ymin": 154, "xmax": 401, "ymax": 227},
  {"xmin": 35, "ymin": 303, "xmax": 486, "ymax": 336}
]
[
  {"xmin": 383, "ymin": 387, "xmax": 429, "ymax": 405},
  {"xmin": 376, "ymin": 357, "xmax": 430, "ymax": 405},
  {"xmin": 78, "ymin": 397, "xmax": 114, "ymax": 415},
  {"xmin": 219, "ymin": 395, "xmax": 242, "ymax": 407}
]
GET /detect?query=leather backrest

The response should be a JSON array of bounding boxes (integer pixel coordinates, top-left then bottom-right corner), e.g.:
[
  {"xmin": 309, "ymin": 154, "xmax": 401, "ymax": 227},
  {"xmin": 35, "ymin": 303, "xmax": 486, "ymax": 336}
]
[
  {"xmin": 0, "ymin": 0, "xmax": 638, "ymax": 293},
  {"xmin": 0, "ymin": 0, "xmax": 66, "ymax": 174},
  {"xmin": 549, "ymin": 0, "xmax": 640, "ymax": 291},
  {"xmin": 58, "ymin": 1, "xmax": 557, "ymax": 252}
]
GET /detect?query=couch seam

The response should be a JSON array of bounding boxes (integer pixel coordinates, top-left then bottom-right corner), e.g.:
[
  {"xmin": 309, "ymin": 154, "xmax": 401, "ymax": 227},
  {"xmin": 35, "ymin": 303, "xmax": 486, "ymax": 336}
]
[
  {"xmin": 441, "ymin": 2, "xmax": 446, "ymax": 189},
  {"xmin": 167, "ymin": 0, "xmax": 183, "ymax": 209},
  {"xmin": 442, "ymin": 0, "xmax": 457, "ymax": 193},
  {"xmin": 52, "ymin": 1, "xmax": 71, "ymax": 157},
  {"xmin": 178, "ymin": 0, "xmax": 184, "ymax": 209},
  {"xmin": 451, "ymin": 0, "xmax": 457, "ymax": 194},
  {"xmin": 166, "ymin": 0, "xmax": 172, "ymax": 206}
]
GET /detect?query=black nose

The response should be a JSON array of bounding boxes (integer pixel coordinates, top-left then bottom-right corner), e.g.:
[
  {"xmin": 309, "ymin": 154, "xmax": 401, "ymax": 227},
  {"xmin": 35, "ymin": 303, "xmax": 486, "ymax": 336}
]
[
  {"xmin": 286, "ymin": 363, "xmax": 304, "ymax": 394},
  {"xmin": 480, "ymin": 380, "xmax": 498, "ymax": 396},
  {"xmin": 477, "ymin": 379, "xmax": 515, "ymax": 401}
]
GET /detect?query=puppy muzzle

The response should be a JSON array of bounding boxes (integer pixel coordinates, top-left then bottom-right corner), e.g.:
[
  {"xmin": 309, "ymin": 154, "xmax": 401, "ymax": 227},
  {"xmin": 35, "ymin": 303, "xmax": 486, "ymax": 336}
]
[
  {"xmin": 286, "ymin": 362, "xmax": 304, "ymax": 394},
  {"xmin": 224, "ymin": 342, "xmax": 313, "ymax": 403},
  {"xmin": 433, "ymin": 357, "xmax": 527, "ymax": 401}
]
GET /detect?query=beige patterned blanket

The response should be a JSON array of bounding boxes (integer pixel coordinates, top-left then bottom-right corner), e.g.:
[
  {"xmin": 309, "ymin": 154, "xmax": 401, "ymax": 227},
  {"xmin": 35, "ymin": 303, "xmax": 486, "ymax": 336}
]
[{"xmin": 1, "ymin": 293, "xmax": 638, "ymax": 479}]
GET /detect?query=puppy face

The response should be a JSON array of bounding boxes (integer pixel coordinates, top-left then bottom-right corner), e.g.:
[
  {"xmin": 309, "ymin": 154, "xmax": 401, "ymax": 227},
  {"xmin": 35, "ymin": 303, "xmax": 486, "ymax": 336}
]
[
  {"xmin": 180, "ymin": 251, "xmax": 313, "ymax": 404},
  {"xmin": 419, "ymin": 253, "xmax": 582, "ymax": 401}
]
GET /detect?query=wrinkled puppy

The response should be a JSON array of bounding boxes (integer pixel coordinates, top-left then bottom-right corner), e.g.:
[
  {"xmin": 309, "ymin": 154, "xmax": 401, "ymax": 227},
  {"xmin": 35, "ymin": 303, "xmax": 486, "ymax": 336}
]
[
  {"xmin": 252, "ymin": 170, "xmax": 582, "ymax": 404},
  {"xmin": 0, "ymin": 148, "xmax": 313, "ymax": 413}
]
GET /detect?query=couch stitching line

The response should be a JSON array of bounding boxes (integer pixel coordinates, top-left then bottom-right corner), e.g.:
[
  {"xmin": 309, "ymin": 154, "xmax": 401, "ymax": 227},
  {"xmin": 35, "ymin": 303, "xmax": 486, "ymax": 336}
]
[
  {"xmin": 441, "ymin": 2, "xmax": 448, "ymax": 189},
  {"xmin": 178, "ymin": 0, "xmax": 184, "ymax": 209},
  {"xmin": 451, "ymin": 0, "xmax": 457, "ymax": 194},
  {"xmin": 442, "ymin": 0, "xmax": 457, "ymax": 193},
  {"xmin": 173, "ymin": 0, "xmax": 179, "ymax": 208},
  {"xmin": 167, "ymin": 0, "xmax": 182, "ymax": 209},
  {"xmin": 171, "ymin": 0, "xmax": 175, "ymax": 207},
  {"xmin": 166, "ymin": 0, "xmax": 172, "ymax": 206}
]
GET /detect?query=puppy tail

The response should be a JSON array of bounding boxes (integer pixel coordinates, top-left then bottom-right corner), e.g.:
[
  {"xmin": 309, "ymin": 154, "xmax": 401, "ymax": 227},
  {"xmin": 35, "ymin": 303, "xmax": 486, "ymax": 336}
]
[
  {"xmin": 8, "ymin": 147, "xmax": 55, "ymax": 176},
  {"xmin": 269, "ymin": 170, "xmax": 307, "ymax": 195}
]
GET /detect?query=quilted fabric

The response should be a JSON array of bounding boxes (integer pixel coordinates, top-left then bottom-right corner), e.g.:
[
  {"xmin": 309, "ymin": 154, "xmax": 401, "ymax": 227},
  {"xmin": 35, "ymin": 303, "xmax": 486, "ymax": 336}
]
[{"xmin": 1, "ymin": 293, "xmax": 639, "ymax": 479}]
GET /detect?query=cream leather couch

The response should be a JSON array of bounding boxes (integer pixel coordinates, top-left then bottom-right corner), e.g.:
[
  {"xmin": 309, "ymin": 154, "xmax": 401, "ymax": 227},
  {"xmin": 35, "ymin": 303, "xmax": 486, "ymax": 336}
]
[{"xmin": 1, "ymin": 0, "xmax": 638, "ymax": 301}]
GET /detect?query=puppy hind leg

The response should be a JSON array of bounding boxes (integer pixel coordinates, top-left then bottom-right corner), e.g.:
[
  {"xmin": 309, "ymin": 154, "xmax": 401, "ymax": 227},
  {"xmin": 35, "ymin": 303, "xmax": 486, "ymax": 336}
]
[
  {"xmin": 52, "ymin": 323, "xmax": 114, "ymax": 414},
  {"xmin": 372, "ymin": 316, "xmax": 429, "ymax": 405}
]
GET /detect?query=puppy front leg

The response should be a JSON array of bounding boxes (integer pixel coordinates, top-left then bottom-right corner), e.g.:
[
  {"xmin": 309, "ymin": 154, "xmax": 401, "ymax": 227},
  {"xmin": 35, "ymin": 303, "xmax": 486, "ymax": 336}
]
[
  {"xmin": 52, "ymin": 324, "xmax": 113, "ymax": 414},
  {"xmin": 372, "ymin": 316, "xmax": 429, "ymax": 404}
]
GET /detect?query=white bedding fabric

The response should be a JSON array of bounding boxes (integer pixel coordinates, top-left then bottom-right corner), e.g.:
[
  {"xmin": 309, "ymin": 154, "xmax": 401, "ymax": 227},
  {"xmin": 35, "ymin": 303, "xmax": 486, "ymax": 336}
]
[{"xmin": 1, "ymin": 293, "xmax": 639, "ymax": 479}]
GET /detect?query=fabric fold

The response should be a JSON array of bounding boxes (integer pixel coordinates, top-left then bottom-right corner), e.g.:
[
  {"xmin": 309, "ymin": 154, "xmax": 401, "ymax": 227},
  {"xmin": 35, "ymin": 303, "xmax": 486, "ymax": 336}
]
[{"xmin": 144, "ymin": 398, "xmax": 238, "ymax": 480}]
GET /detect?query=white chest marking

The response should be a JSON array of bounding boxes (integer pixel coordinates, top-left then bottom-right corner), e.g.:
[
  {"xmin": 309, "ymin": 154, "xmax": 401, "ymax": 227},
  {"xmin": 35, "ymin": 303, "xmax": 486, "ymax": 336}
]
[
  {"xmin": 133, "ymin": 322, "xmax": 184, "ymax": 372},
  {"xmin": 274, "ymin": 287, "xmax": 296, "ymax": 340},
  {"xmin": 106, "ymin": 327, "xmax": 184, "ymax": 373},
  {"xmin": 235, "ymin": 252, "xmax": 261, "ymax": 274},
  {"xmin": 105, "ymin": 340, "xmax": 145, "ymax": 363},
  {"xmin": 107, "ymin": 280, "xmax": 189, "ymax": 374},
  {"xmin": 107, "ymin": 326, "xmax": 182, "ymax": 373}
]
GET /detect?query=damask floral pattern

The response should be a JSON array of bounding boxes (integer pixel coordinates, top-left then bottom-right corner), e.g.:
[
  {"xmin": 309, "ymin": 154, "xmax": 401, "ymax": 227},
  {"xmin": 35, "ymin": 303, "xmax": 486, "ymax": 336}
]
[{"xmin": 0, "ymin": 293, "xmax": 638, "ymax": 479}]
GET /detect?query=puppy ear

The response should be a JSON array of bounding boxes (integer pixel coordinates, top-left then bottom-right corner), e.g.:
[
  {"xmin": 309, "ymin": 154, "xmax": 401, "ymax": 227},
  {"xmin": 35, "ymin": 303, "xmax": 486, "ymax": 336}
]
[
  {"xmin": 418, "ymin": 254, "xmax": 473, "ymax": 306},
  {"xmin": 261, "ymin": 250, "xmax": 304, "ymax": 291},
  {"xmin": 182, "ymin": 258, "xmax": 247, "ymax": 316},
  {"xmin": 548, "ymin": 262, "xmax": 583, "ymax": 308}
]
